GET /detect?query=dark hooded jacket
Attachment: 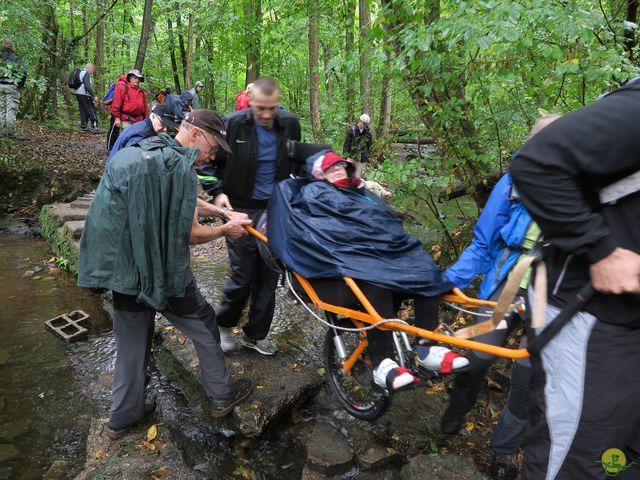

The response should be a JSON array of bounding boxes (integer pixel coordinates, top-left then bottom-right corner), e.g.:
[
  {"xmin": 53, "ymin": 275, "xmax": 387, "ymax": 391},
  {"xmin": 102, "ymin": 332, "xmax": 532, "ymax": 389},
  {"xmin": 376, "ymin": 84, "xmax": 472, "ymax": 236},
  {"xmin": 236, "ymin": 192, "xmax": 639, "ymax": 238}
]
[
  {"xmin": 165, "ymin": 91, "xmax": 194, "ymax": 121},
  {"xmin": 0, "ymin": 46, "xmax": 27, "ymax": 88}
]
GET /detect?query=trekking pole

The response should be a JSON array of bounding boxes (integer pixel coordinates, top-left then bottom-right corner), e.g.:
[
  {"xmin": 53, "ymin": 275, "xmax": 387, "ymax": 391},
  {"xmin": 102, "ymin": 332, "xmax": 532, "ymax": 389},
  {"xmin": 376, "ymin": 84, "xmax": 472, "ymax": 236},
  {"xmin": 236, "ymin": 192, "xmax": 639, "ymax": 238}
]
[{"xmin": 527, "ymin": 282, "xmax": 595, "ymax": 356}]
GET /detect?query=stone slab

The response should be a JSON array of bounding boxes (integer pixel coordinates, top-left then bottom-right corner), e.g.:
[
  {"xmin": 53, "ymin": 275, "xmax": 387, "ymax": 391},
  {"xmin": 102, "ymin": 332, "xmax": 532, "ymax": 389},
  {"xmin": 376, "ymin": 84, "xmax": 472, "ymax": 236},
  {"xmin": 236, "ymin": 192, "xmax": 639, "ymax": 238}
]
[
  {"xmin": 42, "ymin": 203, "xmax": 88, "ymax": 222},
  {"xmin": 302, "ymin": 422, "xmax": 354, "ymax": 475},
  {"xmin": 401, "ymin": 454, "xmax": 490, "ymax": 480},
  {"xmin": 63, "ymin": 220, "xmax": 85, "ymax": 240},
  {"xmin": 75, "ymin": 418, "xmax": 204, "ymax": 480}
]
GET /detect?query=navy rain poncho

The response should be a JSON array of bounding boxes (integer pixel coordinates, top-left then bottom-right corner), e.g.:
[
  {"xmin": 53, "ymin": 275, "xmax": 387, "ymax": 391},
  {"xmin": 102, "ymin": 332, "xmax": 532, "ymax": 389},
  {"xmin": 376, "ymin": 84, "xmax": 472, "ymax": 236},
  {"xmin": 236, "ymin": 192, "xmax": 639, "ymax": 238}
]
[{"xmin": 267, "ymin": 153, "xmax": 453, "ymax": 297}]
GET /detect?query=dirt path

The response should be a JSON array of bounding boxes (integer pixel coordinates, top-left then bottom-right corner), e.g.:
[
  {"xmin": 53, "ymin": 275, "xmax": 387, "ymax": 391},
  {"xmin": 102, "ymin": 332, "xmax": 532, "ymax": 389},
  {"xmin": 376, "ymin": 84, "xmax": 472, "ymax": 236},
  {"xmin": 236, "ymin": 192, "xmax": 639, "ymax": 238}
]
[{"xmin": 0, "ymin": 120, "xmax": 105, "ymax": 217}]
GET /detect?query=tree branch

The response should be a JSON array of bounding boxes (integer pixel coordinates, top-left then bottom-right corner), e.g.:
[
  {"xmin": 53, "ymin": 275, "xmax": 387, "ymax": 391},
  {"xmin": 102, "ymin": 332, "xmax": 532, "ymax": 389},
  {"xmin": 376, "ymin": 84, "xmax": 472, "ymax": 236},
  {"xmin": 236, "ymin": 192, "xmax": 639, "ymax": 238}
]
[{"xmin": 71, "ymin": 0, "xmax": 119, "ymax": 46}]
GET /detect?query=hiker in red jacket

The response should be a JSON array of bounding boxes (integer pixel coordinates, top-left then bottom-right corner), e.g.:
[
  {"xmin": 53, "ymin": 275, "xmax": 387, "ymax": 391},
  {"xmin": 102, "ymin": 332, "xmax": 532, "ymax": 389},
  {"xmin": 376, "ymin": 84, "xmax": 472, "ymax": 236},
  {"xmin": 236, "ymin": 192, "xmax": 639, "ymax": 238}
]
[
  {"xmin": 110, "ymin": 69, "xmax": 148, "ymax": 132},
  {"xmin": 234, "ymin": 83, "xmax": 254, "ymax": 111}
]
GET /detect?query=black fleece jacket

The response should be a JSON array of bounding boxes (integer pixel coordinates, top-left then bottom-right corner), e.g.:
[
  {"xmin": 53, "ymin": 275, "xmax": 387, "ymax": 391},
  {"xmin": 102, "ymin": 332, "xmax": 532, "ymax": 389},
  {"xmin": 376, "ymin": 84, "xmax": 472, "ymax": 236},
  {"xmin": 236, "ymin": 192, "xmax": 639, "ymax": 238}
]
[
  {"xmin": 512, "ymin": 82, "xmax": 640, "ymax": 327},
  {"xmin": 212, "ymin": 108, "xmax": 302, "ymax": 209}
]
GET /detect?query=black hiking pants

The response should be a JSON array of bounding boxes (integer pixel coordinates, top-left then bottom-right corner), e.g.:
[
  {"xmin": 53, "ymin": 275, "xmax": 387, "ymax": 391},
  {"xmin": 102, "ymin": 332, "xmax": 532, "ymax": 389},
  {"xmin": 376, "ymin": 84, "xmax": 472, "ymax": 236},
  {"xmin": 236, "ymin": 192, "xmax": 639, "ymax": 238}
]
[{"xmin": 75, "ymin": 94, "xmax": 97, "ymax": 129}]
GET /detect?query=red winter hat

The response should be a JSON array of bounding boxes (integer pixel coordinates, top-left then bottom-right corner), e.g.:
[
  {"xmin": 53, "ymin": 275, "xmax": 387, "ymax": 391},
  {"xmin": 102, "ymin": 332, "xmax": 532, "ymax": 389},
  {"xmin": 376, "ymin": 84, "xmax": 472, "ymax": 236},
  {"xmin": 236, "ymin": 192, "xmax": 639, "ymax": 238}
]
[{"xmin": 321, "ymin": 152, "xmax": 347, "ymax": 172}]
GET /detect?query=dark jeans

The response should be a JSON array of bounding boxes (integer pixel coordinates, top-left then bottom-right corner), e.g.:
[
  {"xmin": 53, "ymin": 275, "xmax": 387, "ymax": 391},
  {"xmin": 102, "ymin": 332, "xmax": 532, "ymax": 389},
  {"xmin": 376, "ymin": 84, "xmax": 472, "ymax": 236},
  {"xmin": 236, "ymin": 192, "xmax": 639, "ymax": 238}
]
[
  {"xmin": 216, "ymin": 208, "xmax": 280, "ymax": 340},
  {"xmin": 75, "ymin": 94, "xmax": 97, "ymax": 128},
  {"xmin": 308, "ymin": 278, "xmax": 440, "ymax": 366},
  {"xmin": 447, "ymin": 283, "xmax": 531, "ymax": 454},
  {"xmin": 106, "ymin": 115, "xmax": 120, "ymax": 152}
]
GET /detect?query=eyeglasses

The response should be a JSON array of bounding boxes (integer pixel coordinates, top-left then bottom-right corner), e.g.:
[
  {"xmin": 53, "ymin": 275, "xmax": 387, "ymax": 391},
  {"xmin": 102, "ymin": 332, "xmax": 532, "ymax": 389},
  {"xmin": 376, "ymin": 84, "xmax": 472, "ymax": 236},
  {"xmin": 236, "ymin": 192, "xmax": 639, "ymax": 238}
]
[
  {"xmin": 325, "ymin": 161, "xmax": 347, "ymax": 172},
  {"xmin": 198, "ymin": 129, "xmax": 219, "ymax": 154}
]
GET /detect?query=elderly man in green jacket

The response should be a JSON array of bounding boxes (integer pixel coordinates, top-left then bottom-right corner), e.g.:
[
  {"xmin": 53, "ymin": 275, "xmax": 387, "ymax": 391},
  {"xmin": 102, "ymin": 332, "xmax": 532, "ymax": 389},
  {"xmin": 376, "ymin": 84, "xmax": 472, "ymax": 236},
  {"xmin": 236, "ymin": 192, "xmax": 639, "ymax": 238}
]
[{"xmin": 78, "ymin": 110, "xmax": 253, "ymax": 439}]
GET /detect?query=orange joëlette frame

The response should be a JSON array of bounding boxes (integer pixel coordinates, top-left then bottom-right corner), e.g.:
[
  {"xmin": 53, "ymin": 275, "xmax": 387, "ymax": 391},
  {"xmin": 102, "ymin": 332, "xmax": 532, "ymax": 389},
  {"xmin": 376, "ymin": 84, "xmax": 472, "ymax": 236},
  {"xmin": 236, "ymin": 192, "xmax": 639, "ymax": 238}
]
[{"xmin": 245, "ymin": 226, "xmax": 530, "ymax": 360}]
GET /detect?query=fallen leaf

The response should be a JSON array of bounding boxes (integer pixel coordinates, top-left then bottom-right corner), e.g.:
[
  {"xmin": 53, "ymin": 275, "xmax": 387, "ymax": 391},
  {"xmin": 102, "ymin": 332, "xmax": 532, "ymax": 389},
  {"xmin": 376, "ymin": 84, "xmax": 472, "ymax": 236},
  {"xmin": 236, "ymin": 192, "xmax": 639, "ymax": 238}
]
[
  {"xmin": 38, "ymin": 392, "xmax": 45, "ymax": 399},
  {"xmin": 178, "ymin": 335, "xmax": 186, "ymax": 345},
  {"xmin": 316, "ymin": 367, "xmax": 326, "ymax": 377},
  {"xmin": 465, "ymin": 421, "xmax": 474, "ymax": 432},
  {"xmin": 150, "ymin": 467, "xmax": 173, "ymax": 479},
  {"xmin": 281, "ymin": 463, "xmax": 293, "ymax": 469},
  {"xmin": 164, "ymin": 326, "xmax": 174, "ymax": 332},
  {"xmin": 95, "ymin": 449, "xmax": 107, "ymax": 459},
  {"xmin": 256, "ymin": 385, "xmax": 264, "ymax": 389},
  {"xmin": 147, "ymin": 424, "xmax": 158, "ymax": 442}
]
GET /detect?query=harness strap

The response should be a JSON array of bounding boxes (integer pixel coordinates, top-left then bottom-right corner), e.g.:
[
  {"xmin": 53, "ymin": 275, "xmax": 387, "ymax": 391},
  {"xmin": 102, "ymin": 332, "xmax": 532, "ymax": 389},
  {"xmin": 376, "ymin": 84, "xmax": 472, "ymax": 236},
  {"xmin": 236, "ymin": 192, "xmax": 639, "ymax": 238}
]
[
  {"xmin": 531, "ymin": 261, "xmax": 547, "ymax": 329},
  {"xmin": 454, "ymin": 254, "xmax": 535, "ymax": 339}
]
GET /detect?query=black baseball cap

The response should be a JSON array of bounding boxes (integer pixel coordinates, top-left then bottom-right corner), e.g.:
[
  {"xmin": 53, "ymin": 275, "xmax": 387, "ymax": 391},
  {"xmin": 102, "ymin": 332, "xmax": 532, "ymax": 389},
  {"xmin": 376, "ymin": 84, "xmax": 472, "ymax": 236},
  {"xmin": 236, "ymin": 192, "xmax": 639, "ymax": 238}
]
[
  {"xmin": 183, "ymin": 110, "xmax": 231, "ymax": 153},
  {"xmin": 151, "ymin": 104, "xmax": 180, "ymax": 130}
]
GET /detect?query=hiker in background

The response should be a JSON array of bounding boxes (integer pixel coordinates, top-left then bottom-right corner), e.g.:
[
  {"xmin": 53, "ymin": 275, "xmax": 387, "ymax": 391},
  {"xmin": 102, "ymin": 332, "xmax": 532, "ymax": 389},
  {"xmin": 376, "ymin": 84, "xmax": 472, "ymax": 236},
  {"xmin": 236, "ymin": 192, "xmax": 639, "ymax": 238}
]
[
  {"xmin": 189, "ymin": 81, "xmax": 204, "ymax": 109},
  {"xmin": 342, "ymin": 114, "xmax": 373, "ymax": 178},
  {"xmin": 72, "ymin": 64, "xmax": 104, "ymax": 134},
  {"xmin": 234, "ymin": 83, "xmax": 253, "ymax": 111},
  {"xmin": 109, "ymin": 69, "xmax": 148, "ymax": 133},
  {"xmin": 165, "ymin": 90, "xmax": 194, "ymax": 121},
  {"xmin": 105, "ymin": 104, "xmax": 180, "ymax": 168},
  {"xmin": 0, "ymin": 38, "xmax": 27, "ymax": 139},
  {"xmin": 151, "ymin": 87, "xmax": 172, "ymax": 109}
]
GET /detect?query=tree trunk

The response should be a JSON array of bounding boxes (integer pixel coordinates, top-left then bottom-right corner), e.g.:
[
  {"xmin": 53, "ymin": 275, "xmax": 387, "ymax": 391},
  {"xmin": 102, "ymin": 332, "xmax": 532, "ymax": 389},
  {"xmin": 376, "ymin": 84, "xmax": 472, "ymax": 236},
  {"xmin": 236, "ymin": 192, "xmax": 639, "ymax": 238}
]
[
  {"xmin": 625, "ymin": 0, "xmax": 639, "ymax": 61},
  {"xmin": 175, "ymin": 7, "xmax": 188, "ymax": 85},
  {"xmin": 82, "ymin": 0, "xmax": 89, "ymax": 59},
  {"xmin": 167, "ymin": 14, "xmax": 182, "ymax": 93},
  {"xmin": 39, "ymin": 4, "xmax": 60, "ymax": 120},
  {"xmin": 94, "ymin": 0, "xmax": 105, "ymax": 94},
  {"xmin": 321, "ymin": 40, "xmax": 334, "ymax": 106},
  {"xmin": 135, "ymin": 0, "xmax": 154, "ymax": 72},
  {"xmin": 185, "ymin": 8, "xmax": 194, "ymax": 89},
  {"xmin": 344, "ymin": 0, "xmax": 356, "ymax": 123},
  {"xmin": 69, "ymin": 0, "xmax": 75, "ymax": 38},
  {"xmin": 308, "ymin": 0, "xmax": 323, "ymax": 142},
  {"xmin": 377, "ymin": 51, "xmax": 392, "ymax": 138},
  {"xmin": 60, "ymin": 69, "xmax": 76, "ymax": 121},
  {"xmin": 244, "ymin": 0, "xmax": 261, "ymax": 85},
  {"xmin": 358, "ymin": 0, "xmax": 373, "ymax": 117},
  {"xmin": 121, "ymin": 0, "xmax": 127, "ymax": 59}
]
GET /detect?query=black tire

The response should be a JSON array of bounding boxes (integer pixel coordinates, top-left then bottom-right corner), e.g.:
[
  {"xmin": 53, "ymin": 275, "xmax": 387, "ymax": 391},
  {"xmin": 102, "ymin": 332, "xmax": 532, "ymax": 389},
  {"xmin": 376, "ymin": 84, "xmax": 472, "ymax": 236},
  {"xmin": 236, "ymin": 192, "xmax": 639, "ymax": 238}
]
[{"xmin": 324, "ymin": 319, "xmax": 391, "ymax": 421}]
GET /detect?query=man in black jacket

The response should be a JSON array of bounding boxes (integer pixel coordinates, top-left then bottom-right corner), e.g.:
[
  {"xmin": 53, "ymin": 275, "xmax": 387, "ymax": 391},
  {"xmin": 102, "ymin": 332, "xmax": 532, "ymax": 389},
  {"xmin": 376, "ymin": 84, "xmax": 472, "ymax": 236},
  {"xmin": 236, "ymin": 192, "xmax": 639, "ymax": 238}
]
[
  {"xmin": 343, "ymin": 113, "xmax": 373, "ymax": 177},
  {"xmin": 210, "ymin": 77, "xmax": 301, "ymax": 355},
  {"xmin": 511, "ymin": 81, "xmax": 640, "ymax": 480},
  {"xmin": 0, "ymin": 38, "xmax": 27, "ymax": 138}
]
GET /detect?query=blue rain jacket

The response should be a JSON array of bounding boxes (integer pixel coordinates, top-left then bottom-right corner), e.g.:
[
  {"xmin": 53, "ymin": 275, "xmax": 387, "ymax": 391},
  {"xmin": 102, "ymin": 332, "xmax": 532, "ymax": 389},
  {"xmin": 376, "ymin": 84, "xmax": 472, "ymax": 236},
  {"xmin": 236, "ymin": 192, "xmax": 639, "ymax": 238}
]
[{"xmin": 444, "ymin": 172, "xmax": 533, "ymax": 299}]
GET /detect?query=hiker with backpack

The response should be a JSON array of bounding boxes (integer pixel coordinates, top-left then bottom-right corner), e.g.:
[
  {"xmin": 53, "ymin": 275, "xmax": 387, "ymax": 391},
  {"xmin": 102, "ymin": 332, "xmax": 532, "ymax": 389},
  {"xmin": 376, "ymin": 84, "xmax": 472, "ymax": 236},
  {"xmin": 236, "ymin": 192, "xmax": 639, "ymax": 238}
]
[
  {"xmin": 0, "ymin": 38, "xmax": 27, "ymax": 139},
  {"xmin": 342, "ymin": 114, "xmax": 373, "ymax": 178},
  {"xmin": 69, "ymin": 64, "xmax": 103, "ymax": 134}
]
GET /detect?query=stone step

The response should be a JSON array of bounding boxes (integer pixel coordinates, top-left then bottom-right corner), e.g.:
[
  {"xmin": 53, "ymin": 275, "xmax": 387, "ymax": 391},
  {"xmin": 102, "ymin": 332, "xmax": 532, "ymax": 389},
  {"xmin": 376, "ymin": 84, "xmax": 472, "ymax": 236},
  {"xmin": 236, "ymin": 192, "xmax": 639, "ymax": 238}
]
[{"xmin": 63, "ymin": 220, "xmax": 85, "ymax": 240}]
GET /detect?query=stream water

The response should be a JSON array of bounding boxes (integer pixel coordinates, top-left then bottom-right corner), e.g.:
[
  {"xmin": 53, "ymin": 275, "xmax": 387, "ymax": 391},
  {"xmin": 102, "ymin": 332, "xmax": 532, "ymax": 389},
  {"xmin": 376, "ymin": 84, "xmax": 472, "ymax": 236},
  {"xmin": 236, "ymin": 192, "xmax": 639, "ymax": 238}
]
[{"xmin": 0, "ymin": 234, "xmax": 113, "ymax": 479}]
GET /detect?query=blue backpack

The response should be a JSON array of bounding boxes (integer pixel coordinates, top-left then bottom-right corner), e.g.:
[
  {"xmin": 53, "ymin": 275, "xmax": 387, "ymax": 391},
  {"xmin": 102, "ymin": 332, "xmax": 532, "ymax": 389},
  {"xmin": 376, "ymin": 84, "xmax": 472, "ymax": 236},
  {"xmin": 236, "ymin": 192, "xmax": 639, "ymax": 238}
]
[{"xmin": 102, "ymin": 82, "xmax": 116, "ymax": 103}]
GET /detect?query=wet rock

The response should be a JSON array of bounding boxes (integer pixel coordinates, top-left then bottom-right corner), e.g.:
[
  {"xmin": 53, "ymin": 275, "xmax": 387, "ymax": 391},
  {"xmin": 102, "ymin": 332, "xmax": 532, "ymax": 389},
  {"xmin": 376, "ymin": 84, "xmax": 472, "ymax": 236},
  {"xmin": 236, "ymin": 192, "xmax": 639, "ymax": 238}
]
[
  {"xmin": 0, "ymin": 396, "xmax": 5, "ymax": 413},
  {"xmin": 154, "ymin": 307, "xmax": 324, "ymax": 438},
  {"xmin": 0, "ymin": 349, "xmax": 10, "ymax": 365},
  {"xmin": 22, "ymin": 269, "xmax": 36, "ymax": 277},
  {"xmin": 0, "ymin": 217, "xmax": 31, "ymax": 235},
  {"xmin": 358, "ymin": 444, "xmax": 400, "ymax": 470},
  {"xmin": 0, "ymin": 422, "xmax": 29, "ymax": 440},
  {"xmin": 0, "ymin": 444, "xmax": 19, "ymax": 463},
  {"xmin": 302, "ymin": 422, "xmax": 354, "ymax": 475},
  {"xmin": 43, "ymin": 459, "xmax": 69, "ymax": 479},
  {"xmin": 74, "ymin": 418, "xmax": 204, "ymax": 480},
  {"xmin": 301, "ymin": 467, "xmax": 330, "ymax": 479},
  {"xmin": 400, "ymin": 454, "xmax": 489, "ymax": 480},
  {"xmin": 63, "ymin": 220, "xmax": 86, "ymax": 240}
]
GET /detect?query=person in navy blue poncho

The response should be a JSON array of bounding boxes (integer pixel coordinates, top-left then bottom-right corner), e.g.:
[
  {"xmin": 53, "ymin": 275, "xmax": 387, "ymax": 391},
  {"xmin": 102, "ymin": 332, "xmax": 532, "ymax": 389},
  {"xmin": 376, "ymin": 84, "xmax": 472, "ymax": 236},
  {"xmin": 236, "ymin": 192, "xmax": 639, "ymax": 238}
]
[{"xmin": 268, "ymin": 151, "xmax": 469, "ymax": 392}]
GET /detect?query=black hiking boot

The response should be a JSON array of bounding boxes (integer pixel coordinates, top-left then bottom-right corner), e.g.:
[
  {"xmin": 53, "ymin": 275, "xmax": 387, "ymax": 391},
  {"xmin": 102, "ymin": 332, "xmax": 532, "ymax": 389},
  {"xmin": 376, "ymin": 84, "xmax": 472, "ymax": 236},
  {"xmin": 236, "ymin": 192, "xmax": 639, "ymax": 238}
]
[
  {"xmin": 441, "ymin": 405, "xmax": 466, "ymax": 435},
  {"xmin": 210, "ymin": 378, "xmax": 253, "ymax": 418},
  {"xmin": 106, "ymin": 398, "xmax": 157, "ymax": 440},
  {"xmin": 491, "ymin": 453, "xmax": 519, "ymax": 480}
]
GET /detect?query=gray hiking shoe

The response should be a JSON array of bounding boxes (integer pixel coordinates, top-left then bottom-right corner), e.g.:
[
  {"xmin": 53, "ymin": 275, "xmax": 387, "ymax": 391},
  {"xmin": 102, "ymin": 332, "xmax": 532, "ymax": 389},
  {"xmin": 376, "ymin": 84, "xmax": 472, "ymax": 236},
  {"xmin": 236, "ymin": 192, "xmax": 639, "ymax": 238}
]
[
  {"xmin": 238, "ymin": 335, "xmax": 278, "ymax": 355},
  {"xmin": 210, "ymin": 378, "xmax": 253, "ymax": 418},
  {"xmin": 106, "ymin": 399, "xmax": 157, "ymax": 440}
]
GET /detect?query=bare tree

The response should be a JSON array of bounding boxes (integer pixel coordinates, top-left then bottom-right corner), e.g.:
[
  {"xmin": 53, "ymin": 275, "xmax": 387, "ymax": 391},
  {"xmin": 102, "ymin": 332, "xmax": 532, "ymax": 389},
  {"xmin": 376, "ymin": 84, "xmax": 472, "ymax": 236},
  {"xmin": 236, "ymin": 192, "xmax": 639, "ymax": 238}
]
[
  {"xmin": 134, "ymin": 0, "xmax": 154, "ymax": 71},
  {"xmin": 244, "ymin": 0, "xmax": 261, "ymax": 85},
  {"xmin": 358, "ymin": 0, "xmax": 373, "ymax": 116},
  {"xmin": 308, "ymin": 0, "xmax": 323, "ymax": 142}
]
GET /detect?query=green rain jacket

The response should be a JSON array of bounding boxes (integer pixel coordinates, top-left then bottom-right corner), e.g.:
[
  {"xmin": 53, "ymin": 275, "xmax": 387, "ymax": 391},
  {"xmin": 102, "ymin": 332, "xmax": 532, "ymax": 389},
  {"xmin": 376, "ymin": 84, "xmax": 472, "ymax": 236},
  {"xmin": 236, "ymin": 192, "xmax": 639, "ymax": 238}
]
[{"xmin": 78, "ymin": 133, "xmax": 198, "ymax": 310}]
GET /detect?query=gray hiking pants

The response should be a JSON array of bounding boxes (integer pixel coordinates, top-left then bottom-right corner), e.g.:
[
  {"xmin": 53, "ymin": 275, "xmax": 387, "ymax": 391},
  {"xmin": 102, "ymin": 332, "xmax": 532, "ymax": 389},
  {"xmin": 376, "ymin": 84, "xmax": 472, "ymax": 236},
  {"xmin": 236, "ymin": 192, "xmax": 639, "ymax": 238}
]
[
  {"xmin": 109, "ymin": 272, "xmax": 234, "ymax": 428},
  {"xmin": 0, "ymin": 83, "xmax": 20, "ymax": 130}
]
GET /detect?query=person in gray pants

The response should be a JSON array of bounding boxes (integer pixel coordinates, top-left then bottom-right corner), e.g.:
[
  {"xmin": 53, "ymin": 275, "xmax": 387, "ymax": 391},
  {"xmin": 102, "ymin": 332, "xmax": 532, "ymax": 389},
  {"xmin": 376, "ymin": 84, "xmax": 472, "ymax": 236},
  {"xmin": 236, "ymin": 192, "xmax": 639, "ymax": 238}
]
[{"xmin": 78, "ymin": 110, "xmax": 253, "ymax": 439}]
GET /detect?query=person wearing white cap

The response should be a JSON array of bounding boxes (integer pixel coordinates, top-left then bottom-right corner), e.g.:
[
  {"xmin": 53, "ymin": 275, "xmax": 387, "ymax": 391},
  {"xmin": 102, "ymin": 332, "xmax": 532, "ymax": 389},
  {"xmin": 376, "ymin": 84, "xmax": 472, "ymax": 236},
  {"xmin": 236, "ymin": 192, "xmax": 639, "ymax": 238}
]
[
  {"xmin": 343, "ymin": 113, "xmax": 373, "ymax": 177},
  {"xmin": 189, "ymin": 80, "xmax": 204, "ymax": 109}
]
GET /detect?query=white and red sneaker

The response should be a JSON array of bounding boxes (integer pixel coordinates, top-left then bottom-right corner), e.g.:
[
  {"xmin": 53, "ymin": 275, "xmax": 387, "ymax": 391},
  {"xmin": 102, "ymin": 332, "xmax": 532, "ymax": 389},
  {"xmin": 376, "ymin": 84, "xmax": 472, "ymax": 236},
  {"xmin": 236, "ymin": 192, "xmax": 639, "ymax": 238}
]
[
  {"xmin": 373, "ymin": 358, "xmax": 419, "ymax": 391},
  {"xmin": 417, "ymin": 346, "xmax": 469, "ymax": 374}
]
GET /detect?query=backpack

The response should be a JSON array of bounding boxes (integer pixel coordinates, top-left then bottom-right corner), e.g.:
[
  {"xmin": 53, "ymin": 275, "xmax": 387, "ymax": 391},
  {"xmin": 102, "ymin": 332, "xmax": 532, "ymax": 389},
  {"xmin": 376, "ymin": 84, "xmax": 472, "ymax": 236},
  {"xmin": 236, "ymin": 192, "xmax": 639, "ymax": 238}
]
[
  {"xmin": 67, "ymin": 68, "xmax": 82, "ymax": 89},
  {"xmin": 102, "ymin": 82, "xmax": 116, "ymax": 103}
]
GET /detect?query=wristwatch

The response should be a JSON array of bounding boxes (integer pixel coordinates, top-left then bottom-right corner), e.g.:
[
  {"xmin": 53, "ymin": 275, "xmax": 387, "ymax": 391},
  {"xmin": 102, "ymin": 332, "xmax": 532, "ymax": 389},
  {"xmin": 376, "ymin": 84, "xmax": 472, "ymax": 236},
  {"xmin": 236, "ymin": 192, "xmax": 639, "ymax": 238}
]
[{"xmin": 220, "ymin": 207, "xmax": 229, "ymax": 218}]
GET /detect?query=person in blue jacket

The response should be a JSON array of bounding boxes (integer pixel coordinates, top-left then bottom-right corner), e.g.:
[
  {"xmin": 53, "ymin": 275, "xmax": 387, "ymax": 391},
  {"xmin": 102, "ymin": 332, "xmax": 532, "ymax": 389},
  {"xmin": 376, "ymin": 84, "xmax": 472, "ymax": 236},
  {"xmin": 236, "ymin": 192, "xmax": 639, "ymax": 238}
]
[
  {"xmin": 441, "ymin": 114, "xmax": 560, "ymax": 480},
  {"xmin": 105, "ymin": 104, "xmax": 179, "ymax": 168}
]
